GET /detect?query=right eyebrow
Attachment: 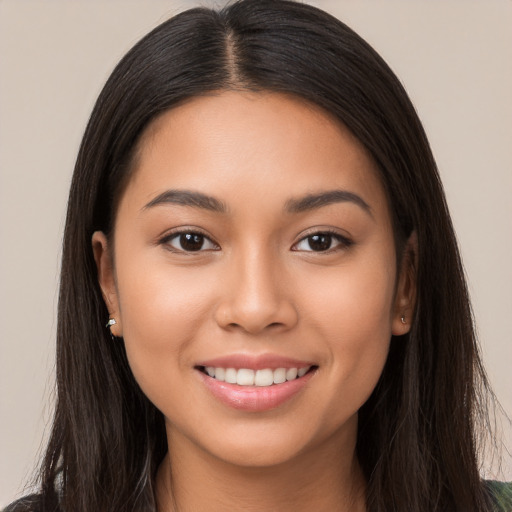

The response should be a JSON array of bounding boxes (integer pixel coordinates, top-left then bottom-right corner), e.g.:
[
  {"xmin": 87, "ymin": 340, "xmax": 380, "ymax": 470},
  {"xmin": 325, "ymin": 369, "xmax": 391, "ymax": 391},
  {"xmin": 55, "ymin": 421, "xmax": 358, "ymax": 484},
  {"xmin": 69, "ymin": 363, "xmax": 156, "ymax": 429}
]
[
  {"xmin": 142, "ymin": 189, "xmax": 227, "ymax": 213},
  {"xmin": 285, "ymin": 189, "xmax": 373, "ymax": 218}
]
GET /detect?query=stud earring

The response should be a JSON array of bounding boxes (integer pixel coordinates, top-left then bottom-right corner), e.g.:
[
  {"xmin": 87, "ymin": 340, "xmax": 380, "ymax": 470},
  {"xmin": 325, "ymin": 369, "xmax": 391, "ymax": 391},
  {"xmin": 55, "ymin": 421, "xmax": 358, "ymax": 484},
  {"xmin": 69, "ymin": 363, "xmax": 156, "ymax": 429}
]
[
  {"xmin": 106, "ymin": 317, "xmax": 118, "ymax": 341},
  {"xmin": 400, "ymin": 314, "xmax": 406, "ymax": 325}
]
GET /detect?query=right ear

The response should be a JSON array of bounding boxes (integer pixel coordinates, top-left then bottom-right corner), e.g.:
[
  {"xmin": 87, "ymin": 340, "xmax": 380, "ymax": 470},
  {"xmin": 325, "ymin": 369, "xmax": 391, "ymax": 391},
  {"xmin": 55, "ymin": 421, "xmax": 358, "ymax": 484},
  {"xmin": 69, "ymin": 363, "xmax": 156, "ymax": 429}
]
[{"xmin": 92, "ymin": 231, "xmax": 122, "ymax": 337}]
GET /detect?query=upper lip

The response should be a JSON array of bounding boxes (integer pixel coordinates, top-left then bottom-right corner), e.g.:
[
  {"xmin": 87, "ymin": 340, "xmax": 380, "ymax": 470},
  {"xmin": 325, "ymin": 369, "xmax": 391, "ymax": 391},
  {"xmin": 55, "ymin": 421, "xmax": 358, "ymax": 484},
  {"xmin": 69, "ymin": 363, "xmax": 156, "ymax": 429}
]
[{"xmin": 196, "ymin": 353, "xmax": 315, "ymax": 371}]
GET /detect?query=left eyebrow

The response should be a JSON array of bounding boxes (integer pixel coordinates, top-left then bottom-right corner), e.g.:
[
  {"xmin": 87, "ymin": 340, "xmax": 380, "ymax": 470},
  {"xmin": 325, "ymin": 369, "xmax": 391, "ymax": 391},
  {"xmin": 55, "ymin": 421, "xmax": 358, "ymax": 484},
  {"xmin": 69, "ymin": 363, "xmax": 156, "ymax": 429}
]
[
  {"xmin": 142, "ymin": 189, "xmax": 227, "ymax": 213},
  {"xmin": 285, "ymin": 190, "xmax": 372, "ymax": 217}
]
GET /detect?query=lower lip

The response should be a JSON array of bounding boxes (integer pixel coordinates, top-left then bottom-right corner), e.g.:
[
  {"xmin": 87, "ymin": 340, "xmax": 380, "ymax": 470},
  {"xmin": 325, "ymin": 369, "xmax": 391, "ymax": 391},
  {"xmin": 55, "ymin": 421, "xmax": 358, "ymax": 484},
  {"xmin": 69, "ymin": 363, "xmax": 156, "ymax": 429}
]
[{"xmin": 198, "ymin": 369, "xmax": 315, "ymax": 412}]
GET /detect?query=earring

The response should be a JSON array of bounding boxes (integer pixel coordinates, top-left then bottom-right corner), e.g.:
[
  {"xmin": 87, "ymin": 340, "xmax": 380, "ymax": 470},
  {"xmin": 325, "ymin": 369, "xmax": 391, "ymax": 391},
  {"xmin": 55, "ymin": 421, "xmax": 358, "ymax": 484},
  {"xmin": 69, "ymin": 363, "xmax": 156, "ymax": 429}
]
[
  {"xmin": 106, "ymin": 317, "xmax": 118, "ymax": 341},
  {"xmin": 400, "ymin": 314, "xmax": 406, "ymax": 325}
]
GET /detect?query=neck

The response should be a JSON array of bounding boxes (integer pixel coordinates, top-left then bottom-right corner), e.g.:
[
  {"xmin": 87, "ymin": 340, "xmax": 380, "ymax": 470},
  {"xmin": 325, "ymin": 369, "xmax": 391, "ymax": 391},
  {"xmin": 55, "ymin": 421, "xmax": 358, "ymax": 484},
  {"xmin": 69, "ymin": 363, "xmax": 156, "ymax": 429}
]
[{"xmin": 156, "ymin": 426, "xmax": 366, "ymax": 512}]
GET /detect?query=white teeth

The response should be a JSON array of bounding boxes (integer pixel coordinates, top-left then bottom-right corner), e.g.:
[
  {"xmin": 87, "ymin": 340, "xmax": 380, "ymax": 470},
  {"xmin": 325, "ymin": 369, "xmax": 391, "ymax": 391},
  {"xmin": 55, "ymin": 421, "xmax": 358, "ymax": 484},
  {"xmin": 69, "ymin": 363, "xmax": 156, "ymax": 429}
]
[
  {"xmin": 225, "ymin": 368, "xmax": 237, "ymax": 384},
  {"xmin": 205, "ymin": 366, "xmax": 311, "ymax": 386},
  {"xmin": 236, "ymin": 368, "xmax": 255, "ymax": 386},
  {"xmin": 285, "ymin": 367, "xmax": 298, "ymax": 380},
  {"xmin": 214, "ymin": 367, "xmax": 225, "ymax": 381},
  {"xmin": 255, "ymin": 369, "xmax": 274, "ymax": 386},
  {"xmin": 273, "ymin": 368, "xmax": 286, "ymax": 384},
  {"xmin": 297, "ymin": 367, "xmax": 308, "ymax": 377}
]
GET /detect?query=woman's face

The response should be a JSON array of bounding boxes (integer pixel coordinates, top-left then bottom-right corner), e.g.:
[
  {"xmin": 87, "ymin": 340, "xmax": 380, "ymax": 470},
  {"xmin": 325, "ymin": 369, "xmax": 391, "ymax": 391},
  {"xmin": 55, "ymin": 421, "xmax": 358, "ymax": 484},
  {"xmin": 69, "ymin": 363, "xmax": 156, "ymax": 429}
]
[{"xmin": 94, "ymin": 91, "xmax": 414, "ymax": 468}]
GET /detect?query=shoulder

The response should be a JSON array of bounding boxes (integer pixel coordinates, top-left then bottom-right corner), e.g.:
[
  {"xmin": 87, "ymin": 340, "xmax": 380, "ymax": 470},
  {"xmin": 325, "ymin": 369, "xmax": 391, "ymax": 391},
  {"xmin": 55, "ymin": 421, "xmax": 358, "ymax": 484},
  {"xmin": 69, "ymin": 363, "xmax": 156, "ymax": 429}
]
[
  {"xmin": 2, "ymin": 494, "xmax": 42, "ymax": 512},
  {"xmin": 485, "ymin": 480, "xmax": 512, "ymax": 512}
]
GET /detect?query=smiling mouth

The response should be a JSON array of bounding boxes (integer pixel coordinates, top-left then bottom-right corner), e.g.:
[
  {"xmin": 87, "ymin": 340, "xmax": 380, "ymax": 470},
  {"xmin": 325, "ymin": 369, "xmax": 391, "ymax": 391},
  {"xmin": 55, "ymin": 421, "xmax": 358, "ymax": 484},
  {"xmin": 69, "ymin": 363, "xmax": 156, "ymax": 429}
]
[{"xmin": 198, "ymin": 365, "xmax": 316, "ymax": 387}]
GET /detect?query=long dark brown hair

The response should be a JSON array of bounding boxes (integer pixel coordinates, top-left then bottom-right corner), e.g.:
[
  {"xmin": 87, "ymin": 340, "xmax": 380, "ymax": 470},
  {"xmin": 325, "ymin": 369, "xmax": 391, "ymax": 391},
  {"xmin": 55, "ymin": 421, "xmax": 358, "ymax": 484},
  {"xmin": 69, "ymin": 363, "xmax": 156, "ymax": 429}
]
[{"xmin": 15, "ymin": 0, "xmax": 504, "ymax": 510}]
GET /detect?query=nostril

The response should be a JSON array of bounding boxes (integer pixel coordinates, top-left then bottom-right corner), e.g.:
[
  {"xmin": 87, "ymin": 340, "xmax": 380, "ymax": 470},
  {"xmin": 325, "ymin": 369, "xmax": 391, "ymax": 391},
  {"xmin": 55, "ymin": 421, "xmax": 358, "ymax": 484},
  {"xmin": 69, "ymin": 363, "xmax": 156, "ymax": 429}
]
[
  {"xmin": 214, "ymin": 297, "xmax": 299, "ymax": 334},
  {"xmin": 226, "ymin": 321, "xmax": 285, "ymax": 333}
]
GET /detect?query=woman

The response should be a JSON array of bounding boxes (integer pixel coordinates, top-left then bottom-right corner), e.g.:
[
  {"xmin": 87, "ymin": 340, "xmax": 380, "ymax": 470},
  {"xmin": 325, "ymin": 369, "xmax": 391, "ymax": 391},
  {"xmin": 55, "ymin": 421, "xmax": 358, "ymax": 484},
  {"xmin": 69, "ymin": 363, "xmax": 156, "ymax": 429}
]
[{"xmin": 5, "ymin": 0, "xmax": 511, "ymax": 510}]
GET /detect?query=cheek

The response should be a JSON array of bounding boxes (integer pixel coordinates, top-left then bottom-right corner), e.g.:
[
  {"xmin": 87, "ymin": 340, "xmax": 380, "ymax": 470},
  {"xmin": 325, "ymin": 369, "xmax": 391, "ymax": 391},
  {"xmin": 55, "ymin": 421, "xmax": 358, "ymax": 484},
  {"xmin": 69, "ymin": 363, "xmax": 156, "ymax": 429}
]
[
  {"xmin": 306, "ymin": 254, "xmax": 396, "ymax": 333},
  {"xmin": 113, "ymin": 252, "xmax": 218, "ymax": 392},
  {"xmin": 303, "ymin": 253, "xmax": 395, "ymax": 393}
]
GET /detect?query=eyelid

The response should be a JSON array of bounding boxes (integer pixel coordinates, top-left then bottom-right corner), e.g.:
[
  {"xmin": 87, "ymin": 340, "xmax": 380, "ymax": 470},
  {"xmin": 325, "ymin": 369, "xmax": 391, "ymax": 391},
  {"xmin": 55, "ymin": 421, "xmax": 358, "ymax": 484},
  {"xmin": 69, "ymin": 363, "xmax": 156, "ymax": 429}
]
[
  {"xmin": 158, "ymin": 227, "xmax": 220, "ymax": 253},
  {"xmin": 157, "ymin": 226, "xmax": 352, "ymax": 253},
  {"xmin": 291, "ymin": 228, "xmax": 353, "ymax": 252}
]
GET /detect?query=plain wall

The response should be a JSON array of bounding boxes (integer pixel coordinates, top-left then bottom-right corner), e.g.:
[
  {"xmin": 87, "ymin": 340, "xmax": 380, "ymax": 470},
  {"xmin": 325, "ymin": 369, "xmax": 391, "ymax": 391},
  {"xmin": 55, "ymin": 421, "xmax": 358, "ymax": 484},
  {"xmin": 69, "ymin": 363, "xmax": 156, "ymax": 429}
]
[{"xmin": 1, "ymin": 0, "xmax": 511, "ymax": 505}]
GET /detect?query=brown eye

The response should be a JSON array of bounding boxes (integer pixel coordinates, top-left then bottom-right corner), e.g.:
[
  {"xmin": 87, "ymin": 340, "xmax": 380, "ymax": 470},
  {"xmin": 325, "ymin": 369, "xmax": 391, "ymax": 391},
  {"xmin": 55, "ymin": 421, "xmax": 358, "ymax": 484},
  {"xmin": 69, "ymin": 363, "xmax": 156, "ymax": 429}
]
[
  {"xmin": 293, "ymin": 232, "xmax": 352, "ymax": 252},
  {"xmin": 165, "ymin": 232, "xmax": 218, "ymax": 252},
  {"xmin": 179, "ymin": 233, "xmax": 205, "ymax": 251},
  {"xmin": 306, "ymin": 234, "xmax": 332, "ymax": 251}
]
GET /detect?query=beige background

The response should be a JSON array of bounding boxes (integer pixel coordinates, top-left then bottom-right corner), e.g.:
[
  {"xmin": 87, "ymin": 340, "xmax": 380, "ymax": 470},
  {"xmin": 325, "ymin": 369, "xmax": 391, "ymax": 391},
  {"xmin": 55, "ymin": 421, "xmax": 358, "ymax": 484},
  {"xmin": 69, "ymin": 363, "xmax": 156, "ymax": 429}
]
[{"xmin": 1, "ymin": 0, "xmax": 511, "ymax": 505}]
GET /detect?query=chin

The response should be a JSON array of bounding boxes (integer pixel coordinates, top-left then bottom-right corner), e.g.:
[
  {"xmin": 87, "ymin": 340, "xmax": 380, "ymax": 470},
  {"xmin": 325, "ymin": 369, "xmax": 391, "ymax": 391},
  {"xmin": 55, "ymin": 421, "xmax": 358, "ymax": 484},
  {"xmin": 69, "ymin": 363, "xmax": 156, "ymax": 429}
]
[
  {"xmin": 220, "ymin": 437, "xmax": 309, "ymax": 468},
  {"xmin": 174, "ymin": 411, "xmax": 357, "ymax": 470}
]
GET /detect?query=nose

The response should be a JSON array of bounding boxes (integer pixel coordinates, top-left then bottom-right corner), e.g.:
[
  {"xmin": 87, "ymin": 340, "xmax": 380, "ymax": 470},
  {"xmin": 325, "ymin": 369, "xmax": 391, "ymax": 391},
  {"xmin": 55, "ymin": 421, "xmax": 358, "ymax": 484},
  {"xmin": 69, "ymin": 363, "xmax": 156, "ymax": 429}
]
[{"xmin": 214, "ymin": 249, "xmax": 298, "ymax": 335}]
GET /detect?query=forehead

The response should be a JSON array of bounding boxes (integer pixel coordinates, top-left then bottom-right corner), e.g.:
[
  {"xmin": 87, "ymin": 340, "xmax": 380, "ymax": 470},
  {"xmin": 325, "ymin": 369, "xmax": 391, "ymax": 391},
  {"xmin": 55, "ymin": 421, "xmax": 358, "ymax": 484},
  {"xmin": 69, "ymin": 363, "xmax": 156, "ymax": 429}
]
[{"xmin": 121, "ymin": 90, "xmax": 388, "ymax": 217}]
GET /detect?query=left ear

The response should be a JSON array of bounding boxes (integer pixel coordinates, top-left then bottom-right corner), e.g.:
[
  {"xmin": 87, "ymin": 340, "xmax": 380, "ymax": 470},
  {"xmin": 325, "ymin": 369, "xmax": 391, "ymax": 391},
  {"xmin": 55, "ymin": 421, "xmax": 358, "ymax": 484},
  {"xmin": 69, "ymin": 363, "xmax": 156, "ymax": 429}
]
[
  {"xmin": 392, "ymin": 231, "xmax": 418, "ymax": 336},
  {"xmin": 92, "ymin": 230, "xmax": 123, "ymax": 338}
]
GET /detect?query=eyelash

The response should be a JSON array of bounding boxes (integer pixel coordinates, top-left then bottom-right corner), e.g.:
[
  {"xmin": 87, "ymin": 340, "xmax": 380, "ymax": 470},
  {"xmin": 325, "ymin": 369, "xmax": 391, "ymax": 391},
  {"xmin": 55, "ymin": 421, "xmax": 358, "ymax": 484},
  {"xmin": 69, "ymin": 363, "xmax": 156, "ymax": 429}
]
[
  {"xmin": 159, "ymin": 229, "xmax": 219, "ymax": 253},
  {"xmin": 158, "ymin": 229, "xmax": 353, "ymax": 254},
  {"xmin": 291, "ymin": 229, "xmax": 353, "ymax": 253}
]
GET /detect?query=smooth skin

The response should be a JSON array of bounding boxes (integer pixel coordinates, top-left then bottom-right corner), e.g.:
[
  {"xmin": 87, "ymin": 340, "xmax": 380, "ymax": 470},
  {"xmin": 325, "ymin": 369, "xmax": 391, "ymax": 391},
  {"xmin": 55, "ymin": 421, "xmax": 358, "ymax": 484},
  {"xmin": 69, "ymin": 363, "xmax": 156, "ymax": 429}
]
[{"xmin": 93, "ymin": 91, "xmax": 416, "ymax": 511}]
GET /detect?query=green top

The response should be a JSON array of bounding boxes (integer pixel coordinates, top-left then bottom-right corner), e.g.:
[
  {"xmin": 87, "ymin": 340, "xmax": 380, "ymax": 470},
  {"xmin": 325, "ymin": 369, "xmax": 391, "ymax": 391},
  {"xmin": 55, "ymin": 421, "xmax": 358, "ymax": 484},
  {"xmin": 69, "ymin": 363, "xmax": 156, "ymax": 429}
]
[
  {"xmin": 3, "ymin": 482, "xmax": 512, "ymax": 511},
  {"xmin": 487, "ymin": 480, "xmax": 512, "ymax": 511}
]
